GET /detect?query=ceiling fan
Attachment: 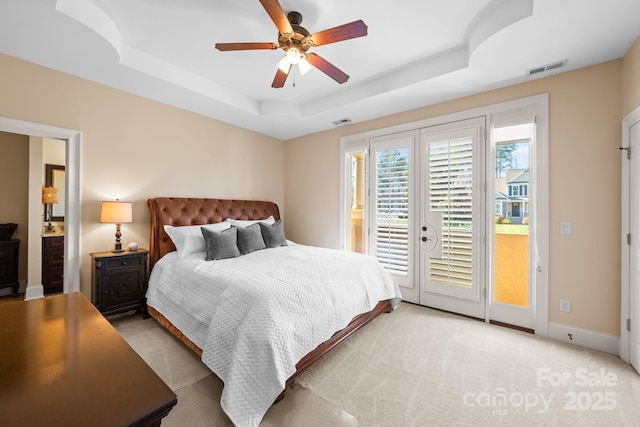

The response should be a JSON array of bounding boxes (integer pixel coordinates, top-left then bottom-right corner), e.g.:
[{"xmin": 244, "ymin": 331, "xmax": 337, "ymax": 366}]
[{"xmin": 215, "ymin": 0, "xmax": 368, "ymax": 88}]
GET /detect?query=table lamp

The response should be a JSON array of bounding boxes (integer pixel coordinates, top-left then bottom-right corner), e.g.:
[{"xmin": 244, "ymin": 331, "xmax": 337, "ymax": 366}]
[
  {"xmin": 100, "ymin": 200, "xmax": 132, "ymax": 253},
  {"xmin": 42, "ymin": 186, "xmax": 59, "ymax": 232}
]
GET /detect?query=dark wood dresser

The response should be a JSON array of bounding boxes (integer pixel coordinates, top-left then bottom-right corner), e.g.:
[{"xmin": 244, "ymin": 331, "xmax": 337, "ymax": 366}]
[
  {"xmin": 0, "ymin": 292, "xmax": 177, "ymax": 426},
  {"xmin": 91, "ymin": 249, "xmax": 149, "ymax": 317},
  {"xmin": 0, "ymin": 239, "xmax": 19, "ymax": 296},
  {"xmin": 42, "ymin": 234, "xmax": 64, "ymax": 294}
]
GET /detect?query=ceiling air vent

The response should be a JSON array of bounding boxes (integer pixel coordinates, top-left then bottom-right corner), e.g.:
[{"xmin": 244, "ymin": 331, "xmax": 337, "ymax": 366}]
[
  {"xmin": 332, "ymin": 118, "xmax": 352, "ymax": 127},
  {"xmin": 527, "ymin": 59, "xmax": 568, "ymax": 76}
]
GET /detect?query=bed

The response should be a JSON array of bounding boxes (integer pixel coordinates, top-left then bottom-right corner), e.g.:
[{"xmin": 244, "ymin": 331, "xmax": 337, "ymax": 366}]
[{"xmin": 145, "ymin": 197, "xmax": 401, "ymax": 427}]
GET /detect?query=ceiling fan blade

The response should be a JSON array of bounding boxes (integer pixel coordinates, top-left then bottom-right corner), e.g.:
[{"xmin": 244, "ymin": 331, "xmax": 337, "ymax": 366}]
[
  {"xmin": 309, "ymin": 20, "xmax": 368, "ymax": 46},
  {"xmin": 259, "ymin": 0, "xmax": 294, "ymax": 36},
  {"xmin": 272, "ymin": 64, "xmax": 291, "ymax": 88},
  {"xmin": 215, "ymin": 42, "xmax": 278, "ymax": 51},
  {"xmin": 306, "ymin": 53, "xmax": 349, "ymax": 84}
]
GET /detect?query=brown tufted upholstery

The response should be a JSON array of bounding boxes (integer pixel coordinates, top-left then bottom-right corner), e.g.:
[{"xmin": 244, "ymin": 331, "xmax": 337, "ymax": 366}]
[{"xmin": 148, "ymin": 197, "xmax": 280, "ymax": 270}]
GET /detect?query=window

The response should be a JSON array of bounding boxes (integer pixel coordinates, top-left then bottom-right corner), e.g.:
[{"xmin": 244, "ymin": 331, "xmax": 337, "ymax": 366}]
[{"xmin": 374, "ymin": 146, "xmax": 410, "ymax": 275}]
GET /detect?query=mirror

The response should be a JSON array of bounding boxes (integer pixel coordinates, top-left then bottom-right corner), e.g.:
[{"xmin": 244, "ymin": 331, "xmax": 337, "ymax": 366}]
[{"xmin": 45, "ymin": 164, "xmax": 65, "ymax": 221}]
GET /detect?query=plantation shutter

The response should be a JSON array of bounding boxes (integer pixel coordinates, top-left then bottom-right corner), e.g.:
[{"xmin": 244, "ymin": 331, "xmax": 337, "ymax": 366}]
[
  {"xmin": 374, "ymin": 146, "xmax": 410, "ymax": 275},
  {"xmin": 426, "ymin": 133, "xmax": 475, "ymax": 289}
]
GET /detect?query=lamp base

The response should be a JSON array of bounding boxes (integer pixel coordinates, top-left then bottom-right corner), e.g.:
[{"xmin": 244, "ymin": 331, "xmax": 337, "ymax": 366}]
[{"xmin": 112, "ymin": 223, "xmax": 124, "ymax": 252}]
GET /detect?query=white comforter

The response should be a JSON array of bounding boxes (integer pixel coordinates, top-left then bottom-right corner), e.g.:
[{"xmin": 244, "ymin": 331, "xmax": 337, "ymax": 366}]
[{"xmin": 146, "ymin": 244, "xmax": 402, "ymax": 427}]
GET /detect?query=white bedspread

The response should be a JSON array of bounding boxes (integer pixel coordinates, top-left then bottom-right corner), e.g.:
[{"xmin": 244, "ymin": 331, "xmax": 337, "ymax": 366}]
[{"xmin": 147, "ymin": 244, "xmax": 401, "ymax": 427}]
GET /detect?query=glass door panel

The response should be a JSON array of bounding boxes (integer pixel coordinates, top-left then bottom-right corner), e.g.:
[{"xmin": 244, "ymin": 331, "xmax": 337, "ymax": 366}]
[{"xmin": 420, "ymin": 118, "xmax": 485, "ymax": 319}]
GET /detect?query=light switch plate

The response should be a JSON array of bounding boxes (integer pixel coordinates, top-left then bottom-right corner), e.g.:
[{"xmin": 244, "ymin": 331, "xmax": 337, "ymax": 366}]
[{"xmin": 560, "ymin": 222, "xmax": 571, "ymax": 235}]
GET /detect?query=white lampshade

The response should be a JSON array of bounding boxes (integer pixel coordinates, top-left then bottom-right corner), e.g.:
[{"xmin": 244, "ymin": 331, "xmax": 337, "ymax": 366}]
[
  {"xmin": 298, "ymin": 57, "xmax": 312, "ymax": 75},
  {"xmin": 100, "ymin": 200, "xmax": 132, "ymax": 224},
  {"xmin": 277, "ymin": 56, "xmax": 291, "ymax": 73},
  {"xmin": 286, "ymin": 47, "xmax": 301, "ymax": 64}
]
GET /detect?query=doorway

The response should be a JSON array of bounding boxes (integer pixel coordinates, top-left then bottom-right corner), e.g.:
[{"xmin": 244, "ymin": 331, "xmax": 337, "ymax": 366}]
[
  {"xmin": 621, "ymin": 105, "xmax": 640, "ymax": 372},
  {"xmin": 0, "ymin": 116, "xmax": 81, "ymax": 297}
]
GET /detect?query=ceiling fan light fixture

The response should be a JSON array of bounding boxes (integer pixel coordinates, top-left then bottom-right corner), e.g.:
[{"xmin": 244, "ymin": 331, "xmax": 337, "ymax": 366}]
[
  {"xmin": 277, "ymin": 56, "xmax": 291, "ymax": 73},
  {"xmin": 286, "ymin": 47, "xmax": 301, "ymax": 64},
  {"xmin": 215, "ymin": 2, "xmax": 367, "ymax": 88},
  {"xmin": 298, "ymin": 56, "xmax": 312, "ymax": 75}
]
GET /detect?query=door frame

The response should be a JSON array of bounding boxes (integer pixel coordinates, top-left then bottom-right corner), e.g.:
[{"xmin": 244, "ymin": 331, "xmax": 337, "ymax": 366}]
[
  {"xmin": 620, "ymin": 105, "xmax": 640, "ymax": 363},
  {"xmin": 340, "ymin": 94, "xmax": 549, "ymax": 336},
  {"xmin": 0, "ymin": 116, "xmax": 82, "ymax": 297}
]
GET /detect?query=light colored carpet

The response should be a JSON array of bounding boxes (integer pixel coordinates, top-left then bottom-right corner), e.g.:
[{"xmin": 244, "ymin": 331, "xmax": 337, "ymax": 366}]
[
  {"xmin": 111, "ymin": 303, "xmax": 640, "ymax": 426},
  {"xmin": 110, "ymin": 312, "xmax": 357, "ymax": 427}
]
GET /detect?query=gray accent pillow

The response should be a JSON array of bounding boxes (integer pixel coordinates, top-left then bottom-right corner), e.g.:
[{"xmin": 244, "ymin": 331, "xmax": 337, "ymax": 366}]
[
  {"xmin": 201, "ymin": 226, "xmax": 241, "ymax": 261},
  {"xmin": 259, "ymin": 220, "xmax": 287, "ymax": 248},
  {"xmin": 235, "ymin": 223, "xmax": 266, "ymax": 255}
]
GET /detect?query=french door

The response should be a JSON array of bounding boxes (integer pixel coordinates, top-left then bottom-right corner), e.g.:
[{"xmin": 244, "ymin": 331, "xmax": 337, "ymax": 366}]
[
  {"xmin": 370, "ymin": 131, "xmax": 417, "ymax": 302},
  {"xmin": 369, "ymin": 119, "xmax": 486, "ymax": 317},
  {"xmin": 418, "ymin": 119, "xmax": 486, "ymax": 318},
  {"xmin": 343, "ymin": 96, "xmax": 548, "ymax": 332}
]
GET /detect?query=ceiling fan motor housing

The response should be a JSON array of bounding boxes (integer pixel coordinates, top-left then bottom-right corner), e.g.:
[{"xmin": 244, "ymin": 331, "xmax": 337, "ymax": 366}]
[{"xmin": 278, "ymin": 11, "xmax": 311, "ymax": 53}]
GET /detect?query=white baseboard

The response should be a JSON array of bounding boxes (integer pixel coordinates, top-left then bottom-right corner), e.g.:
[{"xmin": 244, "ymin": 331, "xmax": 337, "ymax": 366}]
[
  {"xmin": 548, "ymin": 322, "xmax": 620, "ymax": 356},
  {"xmin": 24, "ymin": 284, "xmax": 44, "ymax": 300}
]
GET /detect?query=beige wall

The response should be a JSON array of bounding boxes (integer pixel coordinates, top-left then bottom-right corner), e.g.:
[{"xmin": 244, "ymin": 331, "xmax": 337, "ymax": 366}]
[
  {"xmin": 623, "ymin": 37, "xmax": 640, "ymax": 117},
  {"xmin": 2, "ymin": 33, "xmax": 638, "ymax": 338},
  {"xmin": 0, "ymin": 53, "xmax": 284, "ymax": 297},
  {"xmin": 0, "ymin": 131, "xmax": 29, "ymax": 284},
  {"xmin": 284, "ymin": 59, "xmax": 624, "ymax": 336}
]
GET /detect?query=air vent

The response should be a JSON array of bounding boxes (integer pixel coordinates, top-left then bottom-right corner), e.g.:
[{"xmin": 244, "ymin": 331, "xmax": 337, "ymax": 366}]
[
  {"xmin": 332, "ymin": 118, "xmax": 352, "ymax": 127},
  {"xmin": 527, "ymin": 59, "xmax": 568, "ymax": 76}
]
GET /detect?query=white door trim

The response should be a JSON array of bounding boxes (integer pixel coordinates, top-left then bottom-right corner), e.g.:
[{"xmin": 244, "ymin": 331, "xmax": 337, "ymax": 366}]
[
  {"xmin": 0, "ymin": 116, "xmax": 82, "ymax": 297},
  {"xmin": 620, "ymin": 105, "xmax": 640, "ymax": 362}
]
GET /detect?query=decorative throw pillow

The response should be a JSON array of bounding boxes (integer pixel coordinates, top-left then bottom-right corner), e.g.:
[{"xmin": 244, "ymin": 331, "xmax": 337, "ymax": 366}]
[
  {"xmin": 235, "ymin": 223, "xmax": 266, "ymax": 255},
  {"xmin": 259, "ymin": 220, "xmax": 287, "ymax": 248},
  {"xmin": 227, "ymin": 216, "xmax": 275, "ymax": 228},
  {"xmin": 164, "ymin": 222, "xmax": 231, "ymax": 257},
  {"xmin": 201, "ymin": 226, "xmax": 241, "ymax": 261}
]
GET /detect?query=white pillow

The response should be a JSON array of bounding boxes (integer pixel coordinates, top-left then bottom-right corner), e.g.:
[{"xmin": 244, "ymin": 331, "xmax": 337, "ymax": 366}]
[
  {"xmin": 227, "ymin": 215, "xmax": 275, "ymax": 227},
  {"xmin": 164, "ymin": 222, "xmax": 231, "ymax": 257}
]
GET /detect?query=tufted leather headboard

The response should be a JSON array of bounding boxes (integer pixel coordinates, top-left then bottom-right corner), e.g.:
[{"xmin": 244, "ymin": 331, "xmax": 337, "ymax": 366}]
[{"xmin": 147, "ymin": 197, "xmax": 280, "ymax": 270}]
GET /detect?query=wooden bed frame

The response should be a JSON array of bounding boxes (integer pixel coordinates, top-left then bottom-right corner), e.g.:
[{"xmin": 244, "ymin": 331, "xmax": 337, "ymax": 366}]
[{"xmin": 146, "ymin": 197, "xmax": 393, "ymax": 401}]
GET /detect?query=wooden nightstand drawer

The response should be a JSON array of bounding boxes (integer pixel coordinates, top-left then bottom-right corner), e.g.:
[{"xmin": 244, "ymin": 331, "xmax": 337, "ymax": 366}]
[
  {"xmin": 102, "ymin": 254, "xmax": 143, "ymax": 272},
  {"xmin": 90, "ymin": 249, "xmax": 149, "ymax": 317}
]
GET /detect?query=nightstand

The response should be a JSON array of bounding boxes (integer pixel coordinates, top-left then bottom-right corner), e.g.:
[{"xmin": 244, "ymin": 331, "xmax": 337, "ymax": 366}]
[{"xmin": 90, "ymin": 249, "xmax": 149, "ymax": 317}]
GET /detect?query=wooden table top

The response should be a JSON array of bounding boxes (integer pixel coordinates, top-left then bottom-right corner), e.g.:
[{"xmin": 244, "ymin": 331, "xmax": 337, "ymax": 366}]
[{"xmin": 0, "ymin": 292, "xmax": 176, "ymax": 426}]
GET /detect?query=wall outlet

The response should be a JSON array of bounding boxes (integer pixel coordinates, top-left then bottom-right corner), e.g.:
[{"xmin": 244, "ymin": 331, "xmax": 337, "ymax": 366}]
[
  {"xmin": 560, "ymin": 222, "xmax": 571, "ymax": 235},
  {"xmin": 560, "ymin": 298, "xmax": 571, "ymax": 313}
]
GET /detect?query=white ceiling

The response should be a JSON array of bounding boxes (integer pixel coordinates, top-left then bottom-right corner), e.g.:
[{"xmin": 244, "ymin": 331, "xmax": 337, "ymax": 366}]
[{"xmin": 0, "ymin": 0, "xmax": 639, "ymax": 140}]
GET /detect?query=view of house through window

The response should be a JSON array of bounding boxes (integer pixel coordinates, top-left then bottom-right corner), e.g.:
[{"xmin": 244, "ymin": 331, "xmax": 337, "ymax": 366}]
[{"xmin": 493, "ymin": 124, "xmax": 531, "ymax": 308}]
